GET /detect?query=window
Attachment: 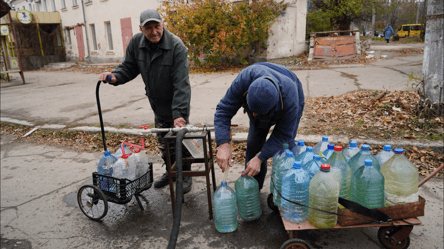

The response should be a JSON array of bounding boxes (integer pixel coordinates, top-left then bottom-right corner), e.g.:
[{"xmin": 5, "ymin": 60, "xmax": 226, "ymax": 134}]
[
  {"xmin": 56, "ymin": 26, "xmax": 62, "ymax": 46},
  {"xmin": 90, "ymin": 24, "xmax": 97, "ymax": 50},
  {"xmin": 105, "ymin": 22, "xmax": 113, "ymax": 50},
  {"xmin": 35, "ymin": 3, "xmax": 40, "ymax": 11},
  {"xmin": 42, "ymin": 0, "xmax": 48, "ymax": 11},
  {"xmin": 65, "ymin": 29, "xmax": 72, "ymax": 44},
  {"xmin": 50, "ymin": 0, "xmax": 56, "ymax": 11},
  {"xmin": 73, "ymin": 0, "xmax": 78, "ymax": 6},
  {"xmin": 402, "ymin": 26, "xmax": 409, "ymax": 31},
  {"xmin": 61, "ymin": 0, "xmax": 66, "ymax": 9},
  {"xmin": 27, "ymin": 3, "xmax": 32, "ymax": 11}
]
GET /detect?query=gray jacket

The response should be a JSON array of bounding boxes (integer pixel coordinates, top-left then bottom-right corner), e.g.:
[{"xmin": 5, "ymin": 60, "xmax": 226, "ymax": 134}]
[{"xmin": 112, "ymin": 28, "xmax": 191, "ymax": 122}]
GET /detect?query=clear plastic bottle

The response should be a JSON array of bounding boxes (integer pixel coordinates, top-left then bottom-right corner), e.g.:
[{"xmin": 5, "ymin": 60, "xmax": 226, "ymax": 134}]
[
  {"xmin": 126, "ymin": 153, "xmax": 138, "ymax": 180},
  {"xmin": 322, "ymin": 143, "xmax": 335, "ymax": 159},
  {"xmin": 343, "ymin": 141, "xmax": 360, "ymax": 162},
  {"xmin": 271, "ymin": 143, "xmax": 291, "ymax": 196},
  {"xmin": 113, "ymin": 144, "xmax": 132, "ymax": 158},
  {"xmin": 235, "ymin": 173, "xmax": 262, "ymax": 221},
  {"xmin": 376, "ymin": 145, "xmax": 395, "ymax": 166},
  {"xmin": 97, "ymin": 150, "xmax": 117, "ymax": 191},
  {"xmin": 291, "ymin": 140, "xmax": 306, "ymax": 157},
  {"xmin": 313, "ymin": 136, "xmax": 329, "ymax": 154},
  {"xmin": 326, "ymin": 146, "xmax": 351, "ymax": 200},
  {"xmin": 182, "ymin": 125, "xmax": 204, "ymax": 158},
  {"xmin": 295, "ymin": 146, "xmax": 315, "ymax": 167},
  {"xmin": 303, "ymin": 155, "xmax": 326, "ymax": 180},
  {"xmin": 381, "ymin": 149, "xmax": 419, "ymax": 207},
  {"xmin": 351, "ymin": 159, "xmax": 385, "ymax": 209},
  {"xmin": 281, "ymin": 161, "xmax": 310, "ymax": 224},
  {"xmin": 214, "ymin": 181, "xmax": 238, "ymax": 233},
  {"xmin": 134, "ymin": 150, "xmax": 149, "ymax": 178},
  {"xmin": 349, "ymin": 144, "xmax": 381, "ymax": 174},
  {"xmin": 112, "ymin": 154, "xmax": 130, "ymax": 179},
  {"xmin": 273, "ymin": 151, "xmax": 295, "ymax": 207},
  {"xmin": 308, "ymin": 163, "xmax": 340, "ymax": 229}
]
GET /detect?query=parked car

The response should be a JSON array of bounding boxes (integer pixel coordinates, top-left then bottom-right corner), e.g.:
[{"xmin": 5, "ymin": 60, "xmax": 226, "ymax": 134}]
[{"xmin": 397, "ymin": 24, "xmax": 424, "ymax": 38}]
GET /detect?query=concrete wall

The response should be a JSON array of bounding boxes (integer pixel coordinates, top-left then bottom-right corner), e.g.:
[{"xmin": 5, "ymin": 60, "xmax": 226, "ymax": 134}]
[{"xmin": 422, "ymin": 0, "xmax": 443, "ymax": 104}]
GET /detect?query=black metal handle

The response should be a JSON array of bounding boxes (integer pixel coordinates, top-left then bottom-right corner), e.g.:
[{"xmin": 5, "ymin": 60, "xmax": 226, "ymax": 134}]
[{"xmin": 96, "ymin": 81, "xmax": 107, "ymax": 151}]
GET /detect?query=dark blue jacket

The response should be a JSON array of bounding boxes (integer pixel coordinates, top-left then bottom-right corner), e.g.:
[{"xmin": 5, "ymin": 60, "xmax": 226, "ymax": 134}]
[{"xmin": 214, "ymin": 63, "xmax": 305, "ymax": 161}]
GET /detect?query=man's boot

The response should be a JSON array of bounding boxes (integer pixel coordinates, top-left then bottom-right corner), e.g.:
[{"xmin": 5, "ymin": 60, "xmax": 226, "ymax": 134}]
[
  {"xmin": 154, "ymin": 171, "xmax": 171, "ymax": 188},
  {"xmin": 182, "ymin": 163, "xmax": 193, "ymax": 194}
]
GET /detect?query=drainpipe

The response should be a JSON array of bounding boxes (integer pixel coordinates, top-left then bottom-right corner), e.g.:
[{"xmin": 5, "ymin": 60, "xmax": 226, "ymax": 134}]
[{"xmin": 81, "ymin": 0, "xmax": 90, "ymax": 61}]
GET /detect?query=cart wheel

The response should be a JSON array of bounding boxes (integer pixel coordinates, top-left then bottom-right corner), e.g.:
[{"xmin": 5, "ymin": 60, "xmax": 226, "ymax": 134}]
[
  {"xmin": 378, "ymin": 226, "xmax": 411, "ymax": 249},
  {"xmin": 77, "ymin": 184, "xmax": 108, "ymax": 221},
  {"xmin": 280, "ymin": 238, "xmax": 311, "ymax": 249},
  {"xmin": 267, "ymin": 193, "xmax": 279, "ymax": 213}
]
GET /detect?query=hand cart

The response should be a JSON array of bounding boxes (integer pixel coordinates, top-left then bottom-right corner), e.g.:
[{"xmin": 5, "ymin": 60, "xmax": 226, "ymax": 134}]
[{"xmin": 76, "ymin": 81, "xmax": 154, "ymax": 221}]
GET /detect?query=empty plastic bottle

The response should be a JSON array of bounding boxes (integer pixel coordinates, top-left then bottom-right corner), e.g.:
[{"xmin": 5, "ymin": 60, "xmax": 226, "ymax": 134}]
[
  {"xmin": 134, "ymin": 150, "xmax": 149, "ymax": 178},
  {"xmin": 114, "ymin": 144, "xmax": 132, "ymax": 158},
  {"xmin": 126, "ymin": 153, "xmax": 138, "ymax": 180},
  {"xmin": 308, "ymin": 163, "xmax": 340, "ymax": 229},
  {"xmin": 343, "ymin": 141, "xmax": 360, "ymax": 162},
  {"xmin": 303, "ymin": 155, "xmax": 326, "ymax": 180},
  {"xmin": 281, "ymin": 161, "xmax": 310, "ymax": 224},
  {"xmin": 112, "ymin": 154, "xmax": 130, "ymax": 179},
  {"xmin": 313, "ymin": 136, "xmax": 329, "ymax": 154},
  {"xmin": 376, "ymin": 145, "xmax": 395, "ymax": 166},
  {"xmin": 326, "ymin": 146, "xmax": 351, "ymax": 200},
  {"xmin": 381, "ymin": 149, "xmax": 419, "ymax": 206},
  {"xmin": 349, "ymin": 144, "xmax": 381, "ymax": 174},
  {"xmin": 235, "ymin": 173, "xmax": 262, "ymax": 221},
  {"xmin": 351, "ymin": 160, "xmax": 385, "ymax": 209},
  {"xmin": 214, "ymin": 181, "xmax": 238, "ymax": 233},
  {"xmin": 97, "ymin": 150, "xmax": 117, "ymax": 191},
  {"xmin": 322, "ymin": 144, "xmax": 335, "ymax": 159},
  {"xmin": 295, "ymin": 146, "xmax": 315, "ymax": 167},
  {"xmin": 291, "ymin": 140, "xmax": 307, "ymax": 157},
  {"xmin": 273, "ymin": 151, "xmax": 295, "ymax": 207},
  {"xmin": 271, "ymin": 143, "xmax": 291, "ymax": 195}
]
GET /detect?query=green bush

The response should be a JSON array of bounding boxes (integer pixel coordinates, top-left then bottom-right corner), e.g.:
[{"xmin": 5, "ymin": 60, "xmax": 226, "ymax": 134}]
[{"xmin": 159, "ymin": 0, "xmax": 286, "ymax": 68}]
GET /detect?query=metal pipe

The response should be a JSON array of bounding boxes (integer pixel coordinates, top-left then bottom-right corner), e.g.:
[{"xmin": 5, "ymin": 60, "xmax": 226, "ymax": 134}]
[
  {"xmin": 81, "ymin": 0, "xmax": 90, "ymax": 60},
  {"xmin": 418, "ymin": 164, "xmax": 444, "ymax": 188},
  {"xmin": 142, "ymin": 126, "xmax": 214, "ymax": 134}
]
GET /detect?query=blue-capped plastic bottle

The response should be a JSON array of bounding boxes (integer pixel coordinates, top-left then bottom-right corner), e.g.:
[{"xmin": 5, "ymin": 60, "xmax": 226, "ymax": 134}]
[
  {"xmin": 326, "ymin": 146, "xmax": 351, "ymax": 200},
  {"xmin": 271, "ymin": 143, "xmax": 291, "ymax": 195},
  {"xmin": 313, "ymin": 136, "xmax": 329, "ymax": 154},
  {"xmin": 381, "ymin": 149, "xmax": 419, "ymax": 207},
  {"xmin": 376, "ymin": 145, "xmax": 395, "ymax": 166},
  {"xmin": 112, "ymin": 154, "xmax": 130, "ymax": 179},
  {"xmin": 235, "ymin": 173, "xmax": 262, "ymax": 221},
  {"xmin": 295, "ymin": 146, "xmax": 315, "ymax": 167},
  {"xmin": 322, "ymin": 144, "xmax": 335, "ymax": 159},
  {"xmin": 291, "ymin": 140, "xmax": 307, "ymax": 157},
  {"xmin": 113, "ymin": 143, "xmax": 132, "ymax": 158},
  {"xmin": 349, "ymin": 144, "xmax": 381, "ymax": 174},
  {"xmin": 351, "ymin": 160, "xmax": 385, "ymax": 209},
  {"xmin": 343, "ymin": 141, "xmax": 360, "ymax": 162},
  {"xmin": 273, "ymin": 151, "xmax": 295, "ymax": 207},
  {"xmin": 308, "ymin": 163, "xmax": 340, "ymax": 229},
  {"xmin": 97, "ymin": 150, "xmax": 117, "ymax": 191},
  {"xmin": 214, "ymin": 181, "xmax": 238, "ymax": 233},
  {"xmin": 281, "ymin": 161, "xmax": 310, "ymax": 224},
  {"xmin": 303, "ymin": 155, "xmax": 327, "ymax": 180}
]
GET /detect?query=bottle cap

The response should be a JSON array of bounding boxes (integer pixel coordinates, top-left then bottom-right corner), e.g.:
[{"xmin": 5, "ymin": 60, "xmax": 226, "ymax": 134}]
[
  {"xmin": 221, "ymin": 181, "xmax": 227, "ymax": 186},
  {"xmin": 104, "ymin": 150, "xmax": 111, "ymax": 156},
  {"xmin": 327, "ymin": 144, "xmax": 335, "ymax": 150},
  {"xmin": 313, "ymin": 154, "xmax": 320, "ymax": 159},
  {"xmin": 394, "ymin": 148, "xmax": 404, "ymax": 154},
  {"xmin": 361, "ymin": 144, "xmax": 370, "ymax": 150},
  {"xmin": 334, "ymin": 145, "xmax": 343, "ymax": 152},
  {"xmin": 297, "ymin": 140, "xmax": 305, "ymax": 146},
  {"xmin": 286, "ymin": 151, "xmax": 294, "ymax": 157},
  {"xmin": 364, "ymin": 159, "xmax": 373, "ymax": 166},
  {"xmin": 283, "ymin": 143, "xmax": 289, "ymax": 148},
  {"xmin": 320, "ymin": 163, "xmax": 330, "ymax": 172},
  {"xmin": 306, "ymin": 147, "xmax": 313, "ymax": 152},
  {"xmin": 350, "ymin": 141, "xmax": 357, "ymax": 147},
  {"xmin": 322, "ymin": 136, "xmax": 328, "ymax": 141},
  {"xmin": 383, "ymin": 145, "xmax": 392, "ymax": 151},
  {"xmin": 293, "ymin": 161, "xmax": 302, "ymax": 169},
  {"xmin": 121, "ymin": 154, "xmax": 130, "ymax": 159}
]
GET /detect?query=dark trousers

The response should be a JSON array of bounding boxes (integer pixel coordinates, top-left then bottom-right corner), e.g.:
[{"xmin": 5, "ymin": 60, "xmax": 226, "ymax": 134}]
[{"xmin": 386, "ymin": 39, "xmax": 389, "ymax": 43}]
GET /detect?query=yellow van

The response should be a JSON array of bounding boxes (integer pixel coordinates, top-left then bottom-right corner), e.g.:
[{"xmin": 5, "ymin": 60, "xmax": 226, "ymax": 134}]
[{"xmin": 397, "ymin": 24, "xmax": 424, "ymax": 38}]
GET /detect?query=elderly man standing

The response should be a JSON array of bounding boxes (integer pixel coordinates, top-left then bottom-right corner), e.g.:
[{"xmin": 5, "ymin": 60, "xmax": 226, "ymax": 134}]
[
  {"xmin": 214, "ymin": 62, "xmax": 305, "ymax": 190},
  {"xmin": 99, "ymin": 9, "xmax": 193, "ymax": 193}
]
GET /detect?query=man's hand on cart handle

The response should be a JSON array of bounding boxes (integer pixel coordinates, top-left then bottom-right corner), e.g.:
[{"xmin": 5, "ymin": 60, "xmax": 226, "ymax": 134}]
[
  {"xmin": 99, "ymin": 72, "xmax": 117, "ymax": 84},
  {"xmin": 174, "ymin": 117, "xmax": 186, "ymax": 128},
  {"xmin": 243, "ymin": 156, "xmax": 262, "ymax": 177},
  {"xmin": 217, "ymin": 143, "xmax": 232, "ymax": 173}
]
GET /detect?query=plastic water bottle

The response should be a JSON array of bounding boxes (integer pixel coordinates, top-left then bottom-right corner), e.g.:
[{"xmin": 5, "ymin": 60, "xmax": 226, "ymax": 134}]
[
  {"xmin": 376, "ymin": 145, "xmax": 395, "ymax": 166},
  {"xmin": 112, "ymin": 154, "xmax": 130, "ymax": 179},
  {"xmin": 351, "ymin": 160, "xmax": 385, "ymax": 209},
  {"xmin": 271, "ymin": 143, "xmax": 291, "ymax": 195},
  {"xmin": 134, "ymin": 150, "xmax": 149, "ymax": 178},
  {"xmin": 349, "ymin": 144, "xmax": 381, "ymax": 174},
  {"xmin": 97, "ymin": 150, "xmax": 117, "ymax": 191},
  {"xmin": 281, "ymin": 161, "xmax": 310, "ymax": 224},
  {"xmin": 343, "ymin": 141, "xmax": 360, "ymax": 162},
  {"xmin": 303, "ymin": 155, "xmax": 326, "ymax": 180},
  {"xmin": 308, "ymin": 163, "xmax": 340, "ymax": 229},
  {"xmin": 291, "ymin": 140, "xmax": 306, "ymax": 157},
  {"xmin": 313, "ymin": 136, "xmax": 329, "ymax": 154},
  {"xmin": 235, "ymin": 174, "xmax": 262, "ymax": 221},
  {"xmin": 126, "ymin": 153, "xmax": 138, "ymax": 180},
  {"xmin": 214, "ymin": 181, "xmax": 238, "ymax": 233},
  {"xmin": 182, "ymin": 125, "xmax": 204, "ymax": 158},
  {"xmin": 295, "ymin": 146, "xmax": 315, "ymax": 166},
  {"xmin": 114, "ymin": 144, "xmax": 132, "ymax": 158},
  {"xmin": 326, "ymin": 146, "xmax": 351, "ymax": 200},
  {"xmin": 273, "ymin": 151, "xmax": 295, "ymax": 207},
  {"xmin": 381, "ymin": 149, "xmax": 419, "ymax": 207},
  {"xmin": 322, "ymin": 143, "xmax": 335, "ymax": 159}
]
